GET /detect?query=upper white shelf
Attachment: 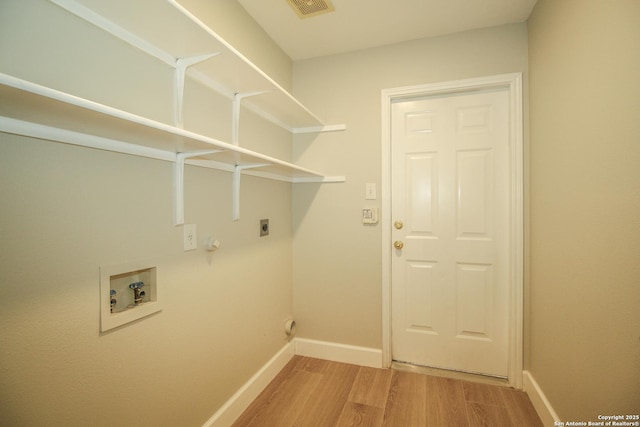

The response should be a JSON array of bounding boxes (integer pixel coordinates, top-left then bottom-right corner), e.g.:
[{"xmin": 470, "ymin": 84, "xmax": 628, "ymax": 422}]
[{"xmin": 49, "ymin": 0, "xmax": 345, "ymax": 133}]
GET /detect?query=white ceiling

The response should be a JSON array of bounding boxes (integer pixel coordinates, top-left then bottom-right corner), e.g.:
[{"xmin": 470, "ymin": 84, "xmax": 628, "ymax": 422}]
[{"xmin": 237, "ymin": 0, "xmax": 538, "ymax": 60}]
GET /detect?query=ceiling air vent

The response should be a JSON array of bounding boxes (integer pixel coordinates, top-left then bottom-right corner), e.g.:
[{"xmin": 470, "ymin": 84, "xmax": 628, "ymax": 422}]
[{"xmin": 286, "ymin": 0, "xmax": 335, "ymax": 19}]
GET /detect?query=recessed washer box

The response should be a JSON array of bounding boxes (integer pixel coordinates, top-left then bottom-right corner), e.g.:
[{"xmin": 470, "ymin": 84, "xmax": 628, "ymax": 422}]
[{"xmin": 99, "ymin": 259, "xmax": 162, "ymax": 332}]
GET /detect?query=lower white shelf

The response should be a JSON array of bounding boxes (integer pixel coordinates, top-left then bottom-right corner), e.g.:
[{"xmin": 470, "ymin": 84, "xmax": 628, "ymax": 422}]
[{"xmin": 0, "ymin": 73, "xmax": 345, "ymax": 222}]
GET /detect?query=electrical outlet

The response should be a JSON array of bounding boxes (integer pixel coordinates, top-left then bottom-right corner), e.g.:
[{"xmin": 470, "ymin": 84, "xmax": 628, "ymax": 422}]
[
  {"xmin": 260, "ymin": 219, "xmax": 269, "ymax": 237},
  {"xmin": 184, "ymin": 224, "xmax": 197, "ymax": 251}
]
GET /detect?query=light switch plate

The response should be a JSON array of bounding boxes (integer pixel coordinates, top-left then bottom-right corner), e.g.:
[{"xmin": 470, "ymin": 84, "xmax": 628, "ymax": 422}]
[
  {"xmin": 365, "ymin": 183, "xmax": 377, "ymax": 200},
  {"xmin": 184, "ymin": 223, "xmax": 197, "ymax": 251}
]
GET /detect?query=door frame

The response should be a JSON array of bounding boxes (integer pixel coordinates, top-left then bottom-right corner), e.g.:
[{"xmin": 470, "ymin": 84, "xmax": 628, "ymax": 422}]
[{"xmin": 380, "ymin": 73, "xmax": 524, "ymax": 388}]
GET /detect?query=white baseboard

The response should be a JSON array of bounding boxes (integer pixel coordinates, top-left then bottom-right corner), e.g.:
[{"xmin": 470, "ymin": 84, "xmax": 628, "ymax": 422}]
[
  {"xmin": 204, "ymin": 341, "xmax": 561, "ymax": 427},
  {"xmin": 294, "ymin": 338, "xmax": 383, "ymax": 368},
  {"xmin": 203, "ymin": 339, "xmax": 383, "ymax": 426},
  {"xmin": 523, "ymin": 370, "xmax": 560, "ymax": 426},
  {"xmin": 202, "ymin": 342, "xmax": 295, "ymax": 427},
  {"xmin": 203, "ymin": 341, "xmax": 559, "ymax": 427}
]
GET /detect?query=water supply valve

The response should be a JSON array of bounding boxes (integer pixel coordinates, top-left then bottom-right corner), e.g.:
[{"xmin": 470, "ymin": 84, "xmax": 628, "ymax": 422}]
[
  {"xmin": 110, "ymin": 289, "xmax": 117, "ymax": 313},
  {"xmin": 129, "ymin": 281, "xmax": 145, "ymax": 306}
]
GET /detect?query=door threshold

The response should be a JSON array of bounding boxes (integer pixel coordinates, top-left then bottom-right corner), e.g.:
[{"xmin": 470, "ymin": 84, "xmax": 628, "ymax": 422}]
[{"xmin": 391, "ymin": 361, "xmax": 510, "ymax": 387}]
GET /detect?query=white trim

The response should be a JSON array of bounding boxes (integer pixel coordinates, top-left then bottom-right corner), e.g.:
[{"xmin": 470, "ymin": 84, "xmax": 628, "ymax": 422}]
[
  {"xmin": 202, "ymin": 342, "xmax": 295, "ymax": 427},
  {"xmin": 523, "ymin": 370, "xmax": 560, "ymax": 426},
  {"xmin": 380, "ymin": 73, "xmax": 524, "ymax": 388},
  {"xmin": 294, "ymin": 338, "xmax": 383, "ymax": 368}
]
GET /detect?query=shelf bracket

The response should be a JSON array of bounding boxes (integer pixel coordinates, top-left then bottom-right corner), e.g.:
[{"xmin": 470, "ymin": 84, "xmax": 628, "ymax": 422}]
[
  {"xmin": 232, "ymin": 163, "xmax": 270, "ymax": 221},
  {"xmin": 174, "ymin": 53, "xmax": 221, "ymax": 128},
  {"xmin": 292, "ymin": 124, "xmax": 347, "ymax": 134},
  {"xmin": 232, "ymin": 90, "xmax": 274, "ymax": 146},
  {"xmin": 175, "ymin": 150, "xmax": 223, "ymax": 225}
]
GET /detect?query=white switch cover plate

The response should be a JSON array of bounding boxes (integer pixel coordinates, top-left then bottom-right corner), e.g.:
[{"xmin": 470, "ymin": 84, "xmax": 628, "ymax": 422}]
[
  {"xmin": 184, "ymin": 224, "xmax": 197, "ymax": 251},
  {"xmin": 365, "ymin": 183, "xmax": 377, "ymax": 200}
]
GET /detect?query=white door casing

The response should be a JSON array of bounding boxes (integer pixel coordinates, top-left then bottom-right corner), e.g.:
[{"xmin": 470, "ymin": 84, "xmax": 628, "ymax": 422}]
[{"xmin": 381, "ymin": 74, "xmax": 523, "ymax": 387}]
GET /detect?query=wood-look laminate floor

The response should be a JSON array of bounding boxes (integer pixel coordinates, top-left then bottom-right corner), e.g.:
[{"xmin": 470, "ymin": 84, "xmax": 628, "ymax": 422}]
[{"xmin": 232, "ymin": 356, "xmax": 543, "ymax": 427}]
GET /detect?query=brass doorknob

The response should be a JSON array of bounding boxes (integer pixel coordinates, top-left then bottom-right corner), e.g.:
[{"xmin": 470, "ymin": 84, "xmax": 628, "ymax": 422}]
[
  {"xmin": 394, "ymin": 220, "xmax": 404, "ymax": 230},
  {"xmin": 393, "ymin": 240, "xmax": 404, "ymax": 249}
]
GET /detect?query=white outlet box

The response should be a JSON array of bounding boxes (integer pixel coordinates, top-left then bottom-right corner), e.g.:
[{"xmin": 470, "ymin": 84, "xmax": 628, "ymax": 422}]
[{"xmin": 184, "ymin": 223, "xmax": 197, "ymax": 251}]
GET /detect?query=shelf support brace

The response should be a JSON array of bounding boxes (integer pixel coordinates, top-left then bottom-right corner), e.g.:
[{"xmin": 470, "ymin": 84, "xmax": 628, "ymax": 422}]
[
  {"xmin": 292, "ymin": 124, "xmax": 347, "ymax": 134},
  {"xmin": 174, "ymin": 53, "xmax": 221, "ymax": 128},
  {"xmin": 175, "ymin": 150, "xmax": 223, "ymax": 225},
  {"xmin": 232, "ymin": 163, "xmax": 270, "ymax": 221},
  {"xmin": 232, "ymin": 90, "xmax": 273, "ymax": 146}
]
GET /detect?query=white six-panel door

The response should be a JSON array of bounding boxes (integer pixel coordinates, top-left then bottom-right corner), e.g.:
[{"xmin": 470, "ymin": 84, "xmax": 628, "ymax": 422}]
[{"xmin": 391, "ymin": 87, "xmax": 510, "ymax": 377}]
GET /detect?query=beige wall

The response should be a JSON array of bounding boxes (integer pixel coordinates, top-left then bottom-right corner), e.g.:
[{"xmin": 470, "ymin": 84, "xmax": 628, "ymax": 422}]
[
  {"xmin": 5, "ymin": 0, "xmax": 637, "ymax": 423},
  {"xmin": 291, "ymin": 24, "xmax": 529, "ymax": 348},
  {"xmin": 0, "ymin": 1, "xmax": 293, "ymax": 425},
  {"xmin": 528, "ymin": 0, "xmax": 640, "ymax": 420}
]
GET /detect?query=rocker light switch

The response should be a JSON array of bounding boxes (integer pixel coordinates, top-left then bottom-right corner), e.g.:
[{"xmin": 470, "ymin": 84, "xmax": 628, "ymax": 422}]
[{"xmin": 365, "ymin": 183, "xmax": 377, "ymax": 200}]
